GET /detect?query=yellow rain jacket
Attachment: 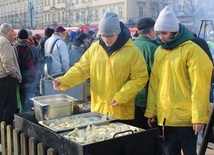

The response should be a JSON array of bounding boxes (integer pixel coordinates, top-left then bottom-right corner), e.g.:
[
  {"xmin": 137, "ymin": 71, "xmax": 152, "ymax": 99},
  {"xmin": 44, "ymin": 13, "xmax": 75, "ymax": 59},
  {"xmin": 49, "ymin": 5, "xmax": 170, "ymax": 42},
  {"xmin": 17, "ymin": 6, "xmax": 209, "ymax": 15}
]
[
  {"xmin": 59, "ymin": 39, "xmax": 148, "ymax": 120},
  {"xmin": 145, "ymin": 40, "xmax": 213, "ymax": 126}
]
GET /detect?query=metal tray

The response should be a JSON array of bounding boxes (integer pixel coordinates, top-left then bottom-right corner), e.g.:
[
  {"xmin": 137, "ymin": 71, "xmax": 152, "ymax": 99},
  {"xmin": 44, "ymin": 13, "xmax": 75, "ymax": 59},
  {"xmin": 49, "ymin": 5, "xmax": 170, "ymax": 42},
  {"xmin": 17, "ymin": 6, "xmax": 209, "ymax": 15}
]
[
  {"xmin": 60, "ymin": 122, "xmax": 145, "ymax": 145},
  {"xmin": 38, "ymin": 112, "xmax": 117, "ymax": 132},
  {"xmin": 31, "ymin": 94, "xmax": 79, "ymax": 121}
]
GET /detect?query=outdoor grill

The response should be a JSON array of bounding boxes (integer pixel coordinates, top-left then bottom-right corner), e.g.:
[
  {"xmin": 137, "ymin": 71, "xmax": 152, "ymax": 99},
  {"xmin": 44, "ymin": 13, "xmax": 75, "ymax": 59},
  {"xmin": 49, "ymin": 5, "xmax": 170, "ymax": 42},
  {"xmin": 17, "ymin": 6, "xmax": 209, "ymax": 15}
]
[{"xmin": 14, "ymin": 111, "xmax": 161, "ymax": 155}]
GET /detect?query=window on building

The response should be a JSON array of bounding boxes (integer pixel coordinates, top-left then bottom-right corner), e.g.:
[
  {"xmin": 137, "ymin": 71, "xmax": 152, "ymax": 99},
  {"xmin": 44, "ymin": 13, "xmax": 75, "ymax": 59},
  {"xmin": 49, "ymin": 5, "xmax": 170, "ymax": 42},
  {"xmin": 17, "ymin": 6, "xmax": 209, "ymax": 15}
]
[
  {"xmin": 62, "ymin": 12, "xmax": 65, "ymax": 21},
  {"xmin": 58, "ymin": 12, "xmax": 60, "ymax": 22},
  {"xmin": 102, "ymin": 8, "xmax": 106, "ymax": 15},
  {"xmin": 178, "ymin": 4, "xmax": 184, "ymax": 13},
  {"xmin": 48, "ymin": 14, "xmax": 50, "ymax": 22},
  {"xmin": 119, "ymin": 7, "xmax": 123, "ymax": 17},
  {"xmin": 95, "ymin": 9, "xmax": 98, "ymax": 20},
  {"xmin": 45, "ymin": 14, "xmax": 47, "ymax": 23},
  {"xmin": 75, "ymin": 12, "xmax": 79, "ymax": 22},
  {"xmin": 139, "ymin": 6, "xmax": 143, "ymax": 17},
  {"xmin": 151, "ymin": 3, "xmax": 158, "ymax": 18}
]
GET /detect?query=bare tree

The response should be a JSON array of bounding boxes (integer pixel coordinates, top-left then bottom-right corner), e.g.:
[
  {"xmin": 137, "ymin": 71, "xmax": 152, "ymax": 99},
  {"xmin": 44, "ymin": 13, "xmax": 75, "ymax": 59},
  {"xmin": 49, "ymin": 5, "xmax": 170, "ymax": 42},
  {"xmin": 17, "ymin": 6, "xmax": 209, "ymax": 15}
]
[
  {"xmin": 150, "ymin": 0, "xmax": 173, "ymax": 19},
  {"xmin": 182, "ymin": 0, "xmax": 210, "ymax": 32},
  {"xmin": 75, "ymin": 2, "xmax": 96, "ymax": 26}
]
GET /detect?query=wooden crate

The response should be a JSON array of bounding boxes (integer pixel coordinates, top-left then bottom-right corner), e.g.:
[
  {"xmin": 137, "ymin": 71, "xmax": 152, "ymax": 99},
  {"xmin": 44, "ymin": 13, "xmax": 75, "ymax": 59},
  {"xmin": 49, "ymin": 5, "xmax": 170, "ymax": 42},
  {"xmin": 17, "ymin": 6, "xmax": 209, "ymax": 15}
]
[{"xmin": 0, "ymin": 121, "xmax": 56, "ymax": 155}]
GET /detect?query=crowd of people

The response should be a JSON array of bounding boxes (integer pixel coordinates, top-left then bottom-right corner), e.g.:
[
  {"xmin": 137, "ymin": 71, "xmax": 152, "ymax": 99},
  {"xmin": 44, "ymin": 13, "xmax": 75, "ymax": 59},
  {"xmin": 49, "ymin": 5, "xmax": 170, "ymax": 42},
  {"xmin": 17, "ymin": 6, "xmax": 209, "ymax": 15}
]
[{"xmin": 0, "ymin": 6, "xmax": 213, "ymax": 154}]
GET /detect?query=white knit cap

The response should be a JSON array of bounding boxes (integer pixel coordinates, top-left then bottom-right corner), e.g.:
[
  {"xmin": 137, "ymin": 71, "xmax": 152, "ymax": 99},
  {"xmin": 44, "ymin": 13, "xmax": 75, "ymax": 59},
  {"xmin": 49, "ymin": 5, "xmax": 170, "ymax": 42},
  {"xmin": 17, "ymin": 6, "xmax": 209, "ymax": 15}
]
[{"xmin": 154, "ymin": 6, "xmax": 179, "ymax": 32}]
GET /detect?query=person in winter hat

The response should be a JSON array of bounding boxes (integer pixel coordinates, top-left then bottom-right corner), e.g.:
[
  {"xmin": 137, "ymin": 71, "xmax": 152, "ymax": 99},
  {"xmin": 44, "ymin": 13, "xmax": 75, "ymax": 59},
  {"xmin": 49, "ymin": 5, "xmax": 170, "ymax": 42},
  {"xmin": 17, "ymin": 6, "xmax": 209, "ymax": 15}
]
[
  {"xmin": 154, "ymin": 6, "xmax": 179, "ymax": 32},
  {"xmin": 53, "ymin": 12, "xmax": 148, "ymax": 123},
  {"xmin": 68, "ymin": 37, "xmax": 85, "ymax": 67},
  {"xmin": 69, "ymin": 30, "xmax": 78, "ymax": 42},
  {"xmin": 37, "ymin": 27, "xmax": 54, "ymax": 78},
  {"xmin": 45, "ymin": 27, "xmax": 54, "ymax": 38},
  {"xmin": 18, "ymin": 29, "xmax": 28, "ymax": 39},
  {"xmin": 44, "ymin": 25, "xmax": 70, "ymax": 75},
  {"xmin": 77, "ymin": 32, "xmax": 90, "ymax": 50},
  {"xmin": 98, "ymin": 12, "xmax": 121, "ymax": 36},
  {"xmin": 15, "ymin": 29, "xmax": 39, "ymax": 112},
  {"xmin": 87, "ymin": 29, "xmax": 96, "ymax": 44},
  {"xmin": 145, "ymin": 6, "xmax": 213, "ymax": 154}
]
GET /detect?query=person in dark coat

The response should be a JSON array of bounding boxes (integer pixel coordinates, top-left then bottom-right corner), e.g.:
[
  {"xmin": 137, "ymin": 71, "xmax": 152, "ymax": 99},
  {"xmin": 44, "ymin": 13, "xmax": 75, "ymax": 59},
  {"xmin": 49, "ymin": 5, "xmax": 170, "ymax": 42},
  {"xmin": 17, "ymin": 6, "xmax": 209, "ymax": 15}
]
[
  {"xmin": 37, "ymin": 27, "xmax": 54, "ymax": 78},
  {"xmin": 14, "ymin": 29, "xmax": 36, "ymax": 112},
  {"xmin": 78, "ymin": 32, "xmax": 91, "ymax": 51},
  {"xmin": 87, "ymin": 29, "xmax": 96, "ymax": 44},
  {"xmin": 69, "ymin": 37, "xmax": 85, "ymax": 67},
  {"xmin": 38, "ymin": 27, "xmax": 54, "ymax": 61},
  {"xmin": 133, "ymin": 18, "xmax": 158, "ymax": 129}
]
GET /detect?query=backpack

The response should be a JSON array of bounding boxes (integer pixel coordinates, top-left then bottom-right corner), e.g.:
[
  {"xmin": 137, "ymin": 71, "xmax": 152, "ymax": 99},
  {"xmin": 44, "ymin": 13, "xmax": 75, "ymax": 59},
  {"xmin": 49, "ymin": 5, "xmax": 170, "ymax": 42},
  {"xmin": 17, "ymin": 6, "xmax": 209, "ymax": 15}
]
[
  {"xmin": 41, "ymin": 39, "xmax": 59, "ymax": 75},
  {"xmin": 15, "ymin": 43, "xmax": 36, "ymax": 84}
]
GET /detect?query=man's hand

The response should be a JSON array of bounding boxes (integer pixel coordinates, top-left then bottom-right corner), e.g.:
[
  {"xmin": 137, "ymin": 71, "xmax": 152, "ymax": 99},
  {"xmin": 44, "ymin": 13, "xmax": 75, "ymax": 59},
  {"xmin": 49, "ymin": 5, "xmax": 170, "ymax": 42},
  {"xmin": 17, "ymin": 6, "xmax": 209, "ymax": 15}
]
[
  {"xmin": 111, "ymin": 100, "xmax": 118, "ymax": 106},
  {"xmin": 148, "ymin": 117, "xmax": 157, "ymax": 127},
  {"xmin": 53, "ymin": 78, "xmax": 61, "ymax": 90},
  {"xmin": 193, "ymin": 124, "xmax": 205, "ymax": 135}
]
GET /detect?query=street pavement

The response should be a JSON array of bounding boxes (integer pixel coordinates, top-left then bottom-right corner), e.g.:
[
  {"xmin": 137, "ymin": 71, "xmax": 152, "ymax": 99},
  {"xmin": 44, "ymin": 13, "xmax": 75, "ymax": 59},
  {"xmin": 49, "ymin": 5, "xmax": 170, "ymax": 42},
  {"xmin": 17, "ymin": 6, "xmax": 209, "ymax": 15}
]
[{"xmin": 197, "ymin": 142, "xmax": 214, "ymax": 155}]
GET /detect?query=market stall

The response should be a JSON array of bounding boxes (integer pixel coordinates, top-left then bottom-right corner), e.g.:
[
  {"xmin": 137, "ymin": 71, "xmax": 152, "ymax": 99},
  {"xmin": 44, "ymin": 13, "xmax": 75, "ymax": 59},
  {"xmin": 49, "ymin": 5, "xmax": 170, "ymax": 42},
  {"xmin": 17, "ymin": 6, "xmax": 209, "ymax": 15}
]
[{"xmin": 14, "ymin": 94, "xmax": 161, "ymax": 155}]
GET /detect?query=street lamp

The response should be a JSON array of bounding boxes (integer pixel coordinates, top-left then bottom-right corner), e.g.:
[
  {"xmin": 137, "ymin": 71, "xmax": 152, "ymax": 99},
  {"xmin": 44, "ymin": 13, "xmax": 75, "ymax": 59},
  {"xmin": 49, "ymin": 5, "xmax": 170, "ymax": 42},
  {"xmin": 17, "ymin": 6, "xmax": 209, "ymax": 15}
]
[{"xmin": 29, "ymin": 2, "xmax": 34, "ymax": 29}]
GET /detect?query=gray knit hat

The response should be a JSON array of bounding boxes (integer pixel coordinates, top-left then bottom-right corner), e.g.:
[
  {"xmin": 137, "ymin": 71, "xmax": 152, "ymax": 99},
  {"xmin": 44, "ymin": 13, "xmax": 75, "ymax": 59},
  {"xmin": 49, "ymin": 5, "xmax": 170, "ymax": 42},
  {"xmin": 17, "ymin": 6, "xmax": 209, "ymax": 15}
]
[
  {"xmin": 154, "ymin": 6, "xmax": 179, "ymax": 32},
  {"xmin": 99, "ymin": 12, "xmax": 121, "ymax": 35}
]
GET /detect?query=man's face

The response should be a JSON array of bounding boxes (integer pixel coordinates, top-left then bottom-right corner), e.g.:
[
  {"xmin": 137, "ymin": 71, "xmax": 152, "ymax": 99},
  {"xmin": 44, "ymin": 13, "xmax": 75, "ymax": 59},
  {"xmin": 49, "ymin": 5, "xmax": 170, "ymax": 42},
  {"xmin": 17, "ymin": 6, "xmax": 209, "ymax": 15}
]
[
  {"xmin": 84, "ymin": 38, "xmax": 90, "ymax": 44},
  {"xmin": 6, "ymin": 28, "xmax": 16, "ymax": 43},
  {"xmin": 100, "ymin": 34, "xmax": 118, "ymax": 47},
  {"xmin": 58, "ymin": 31, "xmax": 65, "ymax": 38},
  {"xmin": 150, "ymin": 28, "xmax": 156, "ymax": 40},
  {"xmin": 156, "ymin": 31, "xmax": 174, "ymax": 43}
]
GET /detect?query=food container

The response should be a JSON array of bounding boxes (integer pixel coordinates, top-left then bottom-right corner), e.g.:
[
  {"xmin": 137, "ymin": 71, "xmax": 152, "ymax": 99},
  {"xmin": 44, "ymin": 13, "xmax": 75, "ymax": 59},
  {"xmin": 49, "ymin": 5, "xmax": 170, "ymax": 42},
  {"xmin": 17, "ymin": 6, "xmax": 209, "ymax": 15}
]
[
  {"xmin": 14, "ymin": 112, "xmax": 161, "ymax": 155},
  {"xmin": 38, "ymin": 112, "xmax": 117, "ymax": 133},
  {"xmin": 60, "ymin": 122, "xmax": 145, "ymax": 145},
  {"xmin": 31, "ymin": 94, "xmax": 79, "ymax": 121}
]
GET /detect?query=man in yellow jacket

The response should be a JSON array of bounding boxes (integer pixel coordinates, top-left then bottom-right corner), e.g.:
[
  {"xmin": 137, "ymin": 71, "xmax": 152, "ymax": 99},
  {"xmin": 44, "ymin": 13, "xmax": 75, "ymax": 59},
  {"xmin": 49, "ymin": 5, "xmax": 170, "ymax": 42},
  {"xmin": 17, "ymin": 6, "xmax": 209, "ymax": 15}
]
[
  {"xmin": 145, "ymin": 6, "xmax": 213, "ymax": 154},
  {"xmin": 53, "ymin": 12, "xmax": 148, "ymax": 123}
]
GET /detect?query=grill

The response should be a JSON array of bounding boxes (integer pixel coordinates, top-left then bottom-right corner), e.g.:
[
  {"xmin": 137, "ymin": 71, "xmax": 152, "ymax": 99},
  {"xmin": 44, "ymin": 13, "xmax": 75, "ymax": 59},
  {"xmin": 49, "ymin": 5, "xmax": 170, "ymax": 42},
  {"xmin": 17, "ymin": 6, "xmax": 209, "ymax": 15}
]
[{"xmin": 14, "ymin": 112, "xmax": 161, "ymax": 155}]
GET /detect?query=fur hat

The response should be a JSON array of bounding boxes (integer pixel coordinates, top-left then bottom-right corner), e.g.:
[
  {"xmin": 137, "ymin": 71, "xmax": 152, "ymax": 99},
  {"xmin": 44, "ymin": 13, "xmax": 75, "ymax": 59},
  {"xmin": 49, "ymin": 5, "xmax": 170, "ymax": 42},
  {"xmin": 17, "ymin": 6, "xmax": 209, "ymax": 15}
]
[
  {"xmin": 45, "ymin": 27, "xmax": 54, "ymax": 37},
  {"xmin": 99, "ymin": 12, "xmax": 121, "ymax": 35},
  {"xmin": 154, "ymin": 6, "xmax": 179, "ymax": 32},
  {"xmin": 137, "ymin": 18, "xmax": 155, "ymax": 30},
  {"xmin": 18, "ymin": 29, "xmax": 28, "ymax": 39},
  {"xmin": 54, "ymin": 26, "xmax": 66, "ymax": 32}
]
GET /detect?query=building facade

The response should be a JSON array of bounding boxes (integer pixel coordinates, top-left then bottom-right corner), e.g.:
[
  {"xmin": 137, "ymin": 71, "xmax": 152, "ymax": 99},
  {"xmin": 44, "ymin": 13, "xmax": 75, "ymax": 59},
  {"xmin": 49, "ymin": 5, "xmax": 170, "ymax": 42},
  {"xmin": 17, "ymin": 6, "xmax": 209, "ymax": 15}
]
[{"xmin": 0, "ymin": 0, "xmax": 213, "ymax": 33}]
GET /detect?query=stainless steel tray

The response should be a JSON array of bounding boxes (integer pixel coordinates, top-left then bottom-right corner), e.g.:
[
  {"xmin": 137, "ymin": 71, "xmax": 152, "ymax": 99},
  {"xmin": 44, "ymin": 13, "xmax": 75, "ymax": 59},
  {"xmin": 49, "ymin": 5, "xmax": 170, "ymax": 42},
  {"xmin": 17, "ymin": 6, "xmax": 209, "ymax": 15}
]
[
  {"xmin": 31, "ymin": 94, "xmax": 79, "ymax": 121},
  {"xmin": 60, "ymin": 122, "xmax": 145, "ymax": 145},
  {"xmin": 38, "ymin": 112, "xmax": 117, "ymax": 132}
]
